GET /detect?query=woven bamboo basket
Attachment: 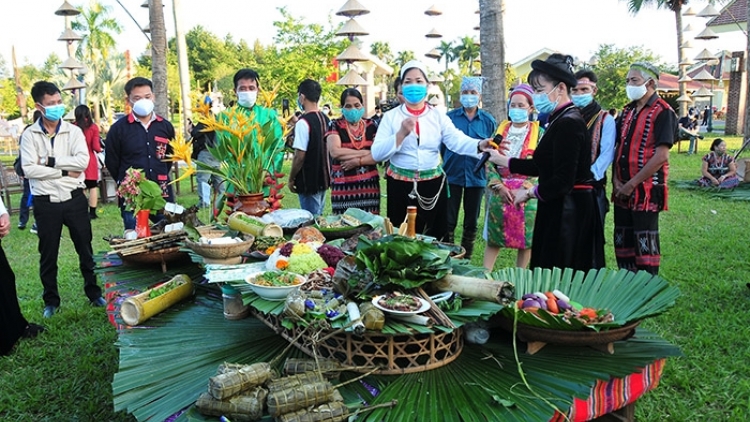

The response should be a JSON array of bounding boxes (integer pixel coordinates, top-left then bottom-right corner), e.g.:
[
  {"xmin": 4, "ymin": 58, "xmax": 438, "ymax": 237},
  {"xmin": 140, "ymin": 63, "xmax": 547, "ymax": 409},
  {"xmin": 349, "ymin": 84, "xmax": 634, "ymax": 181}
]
[
  {"xmin": 185, "ymin": 227, "xmax": 255, "ymax": 260},
  {"xmin": 252, "ymin": 310, "xmax": 464, "ymax": 375}
]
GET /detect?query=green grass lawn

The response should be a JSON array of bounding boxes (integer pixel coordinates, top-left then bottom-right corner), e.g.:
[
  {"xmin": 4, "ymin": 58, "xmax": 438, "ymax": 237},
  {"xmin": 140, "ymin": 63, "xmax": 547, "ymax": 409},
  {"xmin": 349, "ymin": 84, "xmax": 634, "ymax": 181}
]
[{"xmin": 1, "ymin": 137, "xmax": 750, "ymax": 421}]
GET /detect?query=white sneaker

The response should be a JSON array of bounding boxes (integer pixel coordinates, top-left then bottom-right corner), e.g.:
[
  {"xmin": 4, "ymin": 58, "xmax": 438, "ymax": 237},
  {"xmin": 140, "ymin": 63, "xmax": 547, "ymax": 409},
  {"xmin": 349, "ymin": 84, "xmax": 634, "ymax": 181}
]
[{"xmin": 30, "ymin": 224, "xmax": 38, "ymax": 235}]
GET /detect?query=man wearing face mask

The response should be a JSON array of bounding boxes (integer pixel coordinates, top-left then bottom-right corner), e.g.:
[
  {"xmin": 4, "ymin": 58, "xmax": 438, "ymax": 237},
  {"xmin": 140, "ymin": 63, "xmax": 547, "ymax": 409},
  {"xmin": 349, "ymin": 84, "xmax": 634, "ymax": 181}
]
[
  {"xmin": 222, "ymin": 69, "xmax": 284, "ymax": 199},
  {"xmin": 572, "ymin": 70, "xmax": 615, "ymax": 227},
  {"xmin": 613, "ymin": 62, "xmax": 677, "ymax": 275},
  {"xmin": 105, "ymin": 77, "xmax": 175, "ymax": 231},
  {"xmin": 21, "ymin": 81, "xmax": 107, "ymax": 318},
  {"xmin": 443, "ymin": 76, "xmax": 497, "ymax": 258}
]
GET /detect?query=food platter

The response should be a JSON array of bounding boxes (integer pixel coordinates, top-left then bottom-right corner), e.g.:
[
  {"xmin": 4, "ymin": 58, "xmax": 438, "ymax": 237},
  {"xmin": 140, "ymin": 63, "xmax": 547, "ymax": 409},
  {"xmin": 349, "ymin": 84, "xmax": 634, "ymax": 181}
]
[{"xmin": 372, "ymin": 294, "xmax": 431, "ymax": 315}]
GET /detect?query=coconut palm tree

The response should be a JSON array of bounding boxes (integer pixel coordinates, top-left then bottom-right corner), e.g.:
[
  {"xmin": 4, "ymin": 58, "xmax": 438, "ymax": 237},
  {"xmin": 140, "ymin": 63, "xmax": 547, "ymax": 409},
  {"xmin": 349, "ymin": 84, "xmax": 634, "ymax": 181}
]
[
  {"xmin": 149, "ymin": 0, "xmax": 169, "ymax": 117},
  {"xmin": 478, "ymin": 0, "xmax": 507, "ymax": 125},
  {"xmin": 73, "ymin": 0, "xmax": 122, "ymax": 123},
  {"xmin": 455, "ymin": 36, "xmax": 480, "ymax": 74},
  {"xmin": 436, "ymin": 40, "xmax": 455, "ymax": 73},
  {"xmin": 370, "ymin": 41, "xmax": 393, "ymax": 64},
  {"xmin": 394, "ymin": 50, "xmax": 416, "ymax": 69},
  {"xmin": 624, "ymin": 0, "xmax": 688, "ymax": 116}
]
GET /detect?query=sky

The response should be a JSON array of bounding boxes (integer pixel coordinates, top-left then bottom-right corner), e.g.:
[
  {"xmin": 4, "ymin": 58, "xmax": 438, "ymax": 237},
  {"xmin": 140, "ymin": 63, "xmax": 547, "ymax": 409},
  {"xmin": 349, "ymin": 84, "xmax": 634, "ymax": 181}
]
[{"xmin": 1, "ymin": 0, "xmax": 747, "ymax": 75}]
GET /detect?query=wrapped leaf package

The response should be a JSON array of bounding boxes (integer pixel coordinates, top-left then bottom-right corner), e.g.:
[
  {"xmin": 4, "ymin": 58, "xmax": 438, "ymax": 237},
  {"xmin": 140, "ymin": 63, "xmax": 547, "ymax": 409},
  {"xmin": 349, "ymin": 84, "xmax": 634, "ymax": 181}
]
[
  {"xmin": 267, "ymin": 381, "xmax": 337, "ymax": 417},
  {"xmin": 277, "ymin": 401, "xmax": 349, "ymax": 422},
  {"xmin": 195, "ymin": 387, "xmax": 268, "ymax": 422},
  {"xmin": 208, "ymin": 362, "xmax": 273, "ymax": 400}
]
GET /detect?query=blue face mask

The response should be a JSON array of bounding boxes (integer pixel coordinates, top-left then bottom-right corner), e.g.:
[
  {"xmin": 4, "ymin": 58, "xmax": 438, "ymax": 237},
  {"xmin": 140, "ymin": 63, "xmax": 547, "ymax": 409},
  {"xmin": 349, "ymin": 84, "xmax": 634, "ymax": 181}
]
[
  {"xmin": 571, "ymin": 93, "xmax": 593, "ymax": 108},
  {"xmin": 297, "ymin": 96, "xmax": 304, "ymax": 111},
  {"xmin": 42, "ymin": 104, "xmax": 66, "ymax": 122},
  {"xmin": 460, "ymin": 94, "xmax": 480, "ymax": 109},
  {"xmin": 341, "ymin": 107, "xmax": 365, "ymax": 124},
  {"xmin": 402, "ymin": 84, "xmax": 428, "ymax": 104},
  {"xmin": 508, "ymin": 108, "xmax": 529, "ymax": 123},
  {"xmin": 532, "ymin": 88, "xmax": 559, "ymax": 114}
]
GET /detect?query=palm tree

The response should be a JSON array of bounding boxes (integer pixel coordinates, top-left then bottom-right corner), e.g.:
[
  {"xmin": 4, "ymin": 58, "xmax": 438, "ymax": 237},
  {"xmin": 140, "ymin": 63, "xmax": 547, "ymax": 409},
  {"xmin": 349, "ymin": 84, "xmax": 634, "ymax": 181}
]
[
  {"xmin": 149, "ymin": 0, "xmax": 169, "ymax": 117},
  {"xmin": 394, "ymin": 50, "xmax": 416, "ymax": 69},
  {"xmin": 72, "ymin": 1, "xmax": 121, "ymax": 63},
  {"xmin": 73, "ymin": 0, "xmax": 122, "ymax": 123},
  {"xmin": 370, "ymin": 41, "xmax": 393, "ymax": 63},
  {"xmin": 624, "ymin": 0, "xmax": 688, "ymax": 116},
  {"xmin": 455, "ymin": 36, "xmax": 481, "ymax": 74},
  {"xmin": 436, "ymin": 40, "xmax": 455, "ymax": 73},
  {"xmin": 478, "ymin": 0, "xmax": 507, "ymax": 123}
]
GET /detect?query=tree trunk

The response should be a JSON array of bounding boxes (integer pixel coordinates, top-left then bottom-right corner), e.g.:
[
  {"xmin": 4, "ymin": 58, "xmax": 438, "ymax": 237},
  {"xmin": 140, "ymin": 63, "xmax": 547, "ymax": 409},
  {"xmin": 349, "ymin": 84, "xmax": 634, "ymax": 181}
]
[
  {"xmin": 744, "ymin": 1, "xmax": 750, "ymax": 139},
  {"xmin": 478, "ymin": 0, "xmax": 507, "ymax": 124},
  {"xmin": 172, "ymin": 0, "xmax": 192, "ymax": 137},
  {"xmin": 674, "ymin": 7, "xmax": 686, "ymax": 117},
  {"xmin": 149, "ymin": 0, "xmax": 169, "ymax": 117}
]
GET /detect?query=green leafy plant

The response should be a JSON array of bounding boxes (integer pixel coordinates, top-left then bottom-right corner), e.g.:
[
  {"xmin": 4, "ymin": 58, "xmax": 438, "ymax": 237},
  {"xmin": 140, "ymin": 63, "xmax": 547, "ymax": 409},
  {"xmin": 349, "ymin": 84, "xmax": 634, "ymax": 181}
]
[
  {"xmin": 354, "ymin": 235, "xmax": 452, "ymax": 291},
  {"xmin": 116, "ymin": 167, "xmax": 167, "ymax": 214}
]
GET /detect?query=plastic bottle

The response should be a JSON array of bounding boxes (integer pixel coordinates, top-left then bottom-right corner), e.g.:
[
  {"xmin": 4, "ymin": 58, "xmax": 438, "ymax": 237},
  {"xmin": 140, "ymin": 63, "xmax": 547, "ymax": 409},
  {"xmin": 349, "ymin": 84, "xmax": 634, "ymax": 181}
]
[{"xmin": 405, "ymin": 206, "xmax": 417, "ymax": 238}]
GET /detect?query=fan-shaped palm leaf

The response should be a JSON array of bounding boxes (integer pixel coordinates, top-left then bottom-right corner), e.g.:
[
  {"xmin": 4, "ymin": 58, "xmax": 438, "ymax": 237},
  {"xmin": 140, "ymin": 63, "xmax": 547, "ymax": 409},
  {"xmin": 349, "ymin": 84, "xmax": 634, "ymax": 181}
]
[{"xmin": 494, "ymin": 267, "xmax": 680, "ymax": 331}]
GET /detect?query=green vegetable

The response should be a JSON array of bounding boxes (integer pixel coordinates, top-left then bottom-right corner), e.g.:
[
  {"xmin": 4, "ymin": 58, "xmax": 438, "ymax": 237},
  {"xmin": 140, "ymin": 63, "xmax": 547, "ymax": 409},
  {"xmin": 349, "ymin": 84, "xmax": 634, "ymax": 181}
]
[
  {"xmin": 354, "ymin": 235, "xmax": 452, "ymax": 290},
  {"xmin": 286, "ymin": 252, "xmax": 327, "ymax": 275}
]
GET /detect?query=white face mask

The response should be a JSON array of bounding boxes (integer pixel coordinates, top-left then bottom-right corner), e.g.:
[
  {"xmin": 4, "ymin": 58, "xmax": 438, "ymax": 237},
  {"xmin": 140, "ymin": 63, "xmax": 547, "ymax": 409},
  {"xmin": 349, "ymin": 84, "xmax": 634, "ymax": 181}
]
[
  {"xmin": 625, "ymin": 82, "xmax": 649, "ymax": 102},
  {"xmin": 237, "ymin": 91, "xmax": 257, "ymax": 108},
  {"xmin": 132, "ymin": 99, "xmax": 155, "ymax": 117}
]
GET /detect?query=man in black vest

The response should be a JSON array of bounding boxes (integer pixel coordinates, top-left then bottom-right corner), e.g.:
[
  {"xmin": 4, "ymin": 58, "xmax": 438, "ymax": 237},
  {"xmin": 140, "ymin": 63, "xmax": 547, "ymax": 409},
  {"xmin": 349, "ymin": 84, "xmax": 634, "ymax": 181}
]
[{"xmin": 288, "ymin": 79, "xmax": 331, "ymax": 216}]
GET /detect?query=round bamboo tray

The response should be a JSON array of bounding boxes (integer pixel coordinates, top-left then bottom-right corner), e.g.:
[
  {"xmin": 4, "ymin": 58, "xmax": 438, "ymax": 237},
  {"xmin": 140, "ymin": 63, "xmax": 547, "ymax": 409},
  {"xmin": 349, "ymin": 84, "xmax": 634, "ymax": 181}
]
[
  {"xmin": 253, "ymin": 311, "xmax": 464, "ymax": 375},
  {"xmin": 184, "ymin": 235, "xmax": 255, "ymax": 260},
  {"xmin": 119, "ymin": 246, "xmax": 188, "ymax": 273}
]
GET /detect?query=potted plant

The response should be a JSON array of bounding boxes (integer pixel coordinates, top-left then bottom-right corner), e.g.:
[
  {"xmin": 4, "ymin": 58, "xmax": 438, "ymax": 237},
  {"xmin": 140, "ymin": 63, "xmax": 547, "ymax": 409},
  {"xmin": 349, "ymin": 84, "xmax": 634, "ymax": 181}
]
[
  {"xmin": 117, "ymin": 167, "xmax": 168, "ymax": 238},
  {"xmin": 168, "ymin": 89, "xmax": 289, "ymax": 216}
]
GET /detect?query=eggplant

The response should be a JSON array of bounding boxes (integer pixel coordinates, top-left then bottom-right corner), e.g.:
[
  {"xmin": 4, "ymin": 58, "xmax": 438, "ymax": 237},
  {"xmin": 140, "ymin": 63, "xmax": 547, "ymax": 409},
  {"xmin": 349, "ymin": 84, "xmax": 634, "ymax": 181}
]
[
  {"xmin": 522, "ymin": 298, "xmax": 540, "ymax": 309},
  {"xmin": 557, "ymin": 299, "xmax": 572, "ymax": 311},
  {"xmin": 538, "ymin": 298, "xmax": 548, "ymax": 310},
  {"xmin": 521, "ymin": 293, "xmax": 537, "ymax": 300}
]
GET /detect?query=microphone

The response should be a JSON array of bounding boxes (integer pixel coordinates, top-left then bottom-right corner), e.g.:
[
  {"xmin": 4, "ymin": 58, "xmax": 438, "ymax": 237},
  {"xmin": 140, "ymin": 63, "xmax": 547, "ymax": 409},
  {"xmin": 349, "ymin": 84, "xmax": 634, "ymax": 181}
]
[{"xmin": 474, "ymin": 134, "xmax": 503, "ymax": 173}]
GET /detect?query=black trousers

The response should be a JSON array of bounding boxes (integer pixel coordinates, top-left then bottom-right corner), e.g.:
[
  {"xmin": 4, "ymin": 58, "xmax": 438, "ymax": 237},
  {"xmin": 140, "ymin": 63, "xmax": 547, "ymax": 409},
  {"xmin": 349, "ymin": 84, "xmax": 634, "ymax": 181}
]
[
  {"xmin": 613, "ymin": 206, "xmax": 661, "ymax": 275},
  {"xmin": 445, "ymin": 184, "xmax": 484, "ymax": 239},
  {"xmin": 0, "ymin": 242, "xmax": 28, "ymax": 355},
  {"xmin": 386, "ymin": 175, "xmax": 448, "ymax": 241},
  {"xmin": 33, "ymin": 190, "xmax": 101, "ymax": 307}
]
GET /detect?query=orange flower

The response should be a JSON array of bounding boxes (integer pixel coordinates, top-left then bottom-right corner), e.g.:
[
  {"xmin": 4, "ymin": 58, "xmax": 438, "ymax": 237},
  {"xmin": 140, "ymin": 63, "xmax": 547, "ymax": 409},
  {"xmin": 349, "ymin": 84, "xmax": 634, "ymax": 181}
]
[
  {"xmin": 265, "ymin": 246, "xmax": 277, "ymax": 255},
  {"xmin": 276, "ymin": 260, "xmax": 289, "ymax": 270}
]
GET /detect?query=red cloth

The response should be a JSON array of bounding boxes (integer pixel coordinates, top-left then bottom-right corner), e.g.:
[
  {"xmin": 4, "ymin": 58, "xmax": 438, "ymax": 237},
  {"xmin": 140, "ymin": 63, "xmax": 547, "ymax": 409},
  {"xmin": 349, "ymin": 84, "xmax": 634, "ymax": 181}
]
[
  {"xmin": 550, "ymin": 358, "xmax": 666, "ymax": 421},
  {"xmin": 80, "ymin": 123, "xmax": 101, "ymax": 181}
]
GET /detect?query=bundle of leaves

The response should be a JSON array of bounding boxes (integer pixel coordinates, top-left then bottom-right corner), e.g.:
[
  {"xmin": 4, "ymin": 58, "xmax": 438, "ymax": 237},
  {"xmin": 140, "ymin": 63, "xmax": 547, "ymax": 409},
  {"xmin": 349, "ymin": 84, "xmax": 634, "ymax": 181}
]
[{"xmin": 354, "ymin": 235, "xmax": 452, "ymax": 291}]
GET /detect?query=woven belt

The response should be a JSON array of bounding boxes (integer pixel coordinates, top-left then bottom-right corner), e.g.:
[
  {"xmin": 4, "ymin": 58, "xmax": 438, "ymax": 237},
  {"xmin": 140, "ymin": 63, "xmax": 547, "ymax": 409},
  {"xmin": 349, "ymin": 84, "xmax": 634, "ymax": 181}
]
[{"xmin": 386, "ymin": 164, "xmax": 443, "ymax": 182}]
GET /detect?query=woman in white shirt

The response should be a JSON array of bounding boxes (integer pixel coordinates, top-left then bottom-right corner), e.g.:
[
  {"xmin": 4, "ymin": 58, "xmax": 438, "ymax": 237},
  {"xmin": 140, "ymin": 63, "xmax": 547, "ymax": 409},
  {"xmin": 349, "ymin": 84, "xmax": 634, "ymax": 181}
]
[{"xmin": 372, "ymin": 60, "xmax": 491, "ymax": 240}]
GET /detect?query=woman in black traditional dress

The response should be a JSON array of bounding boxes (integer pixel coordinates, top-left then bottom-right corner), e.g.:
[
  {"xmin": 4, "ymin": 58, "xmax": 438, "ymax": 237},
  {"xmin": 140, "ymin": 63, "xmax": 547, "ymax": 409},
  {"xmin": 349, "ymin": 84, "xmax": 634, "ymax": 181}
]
[
  {"xmin": 485, "ymin": 53, "xmax": 605, "ymax": 271},
  {"xmin": 326, "ymin": 88, "xmax": 380, "ymax": 214},
  {"xmin": 1, "ymin": 197, "xmax": 44, "ymax": 356}
]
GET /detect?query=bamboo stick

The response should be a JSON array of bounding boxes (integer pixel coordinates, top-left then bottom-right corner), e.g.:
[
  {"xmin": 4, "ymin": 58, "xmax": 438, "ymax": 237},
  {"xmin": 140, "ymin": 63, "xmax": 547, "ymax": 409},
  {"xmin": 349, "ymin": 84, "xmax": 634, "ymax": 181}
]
[{"xmin": 433, "ymin": 275, "xmax": 514, "ymax": 304}]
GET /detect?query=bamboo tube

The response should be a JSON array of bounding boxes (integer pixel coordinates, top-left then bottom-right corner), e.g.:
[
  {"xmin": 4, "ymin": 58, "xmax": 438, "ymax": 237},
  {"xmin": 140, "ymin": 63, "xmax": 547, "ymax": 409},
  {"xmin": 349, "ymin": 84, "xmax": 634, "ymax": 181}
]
[
  {"xmin": 433, "ymin": 275, "xmax": 514, "ymax": 304},
  {"xmin": 390, "ymin": 314, "xmax": 432, "ymax": 326},
  {"xmin": 120, "ymin": 274, "xmax": 194, "ymax": 326}
]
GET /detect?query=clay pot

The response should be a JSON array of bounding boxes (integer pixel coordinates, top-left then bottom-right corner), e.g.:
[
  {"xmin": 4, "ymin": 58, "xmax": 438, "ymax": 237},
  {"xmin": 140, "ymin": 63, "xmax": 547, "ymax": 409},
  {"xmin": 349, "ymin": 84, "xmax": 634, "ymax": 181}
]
[{"xmin": 236, "ymin": 193, "xmax": 270, "ymax": 217}]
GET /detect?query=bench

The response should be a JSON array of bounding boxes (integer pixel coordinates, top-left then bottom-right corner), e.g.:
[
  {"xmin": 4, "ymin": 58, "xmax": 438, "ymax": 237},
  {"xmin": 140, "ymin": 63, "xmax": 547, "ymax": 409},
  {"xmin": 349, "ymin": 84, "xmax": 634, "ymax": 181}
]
[{"xmin": 0, "ymin": 161, "xmax": 25, "ymax": 214}]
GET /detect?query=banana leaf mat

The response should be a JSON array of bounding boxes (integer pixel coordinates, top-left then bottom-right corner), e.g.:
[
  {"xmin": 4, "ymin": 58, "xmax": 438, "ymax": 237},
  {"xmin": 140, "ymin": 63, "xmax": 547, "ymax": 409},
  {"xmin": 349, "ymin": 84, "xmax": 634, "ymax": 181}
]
[{"xmin": 98, "ymin": 255, "xmax": 680, "ymax": 422}]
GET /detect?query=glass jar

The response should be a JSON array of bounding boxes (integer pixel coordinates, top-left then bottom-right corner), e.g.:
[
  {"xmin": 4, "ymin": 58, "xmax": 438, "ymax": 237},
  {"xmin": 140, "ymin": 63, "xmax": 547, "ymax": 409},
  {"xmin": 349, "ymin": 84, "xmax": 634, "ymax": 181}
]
[{"xmin": 221, "ymin": 284, "xmax": 249, "ymax": 320}]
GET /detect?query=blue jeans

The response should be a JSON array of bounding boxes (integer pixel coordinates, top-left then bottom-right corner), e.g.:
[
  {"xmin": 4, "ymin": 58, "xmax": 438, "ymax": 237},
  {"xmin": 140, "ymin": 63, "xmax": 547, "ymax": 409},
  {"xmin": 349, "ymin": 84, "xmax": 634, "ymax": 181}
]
[{"xmin": 298, "ymin": 191, "xmax": 326, "ymax": 216}]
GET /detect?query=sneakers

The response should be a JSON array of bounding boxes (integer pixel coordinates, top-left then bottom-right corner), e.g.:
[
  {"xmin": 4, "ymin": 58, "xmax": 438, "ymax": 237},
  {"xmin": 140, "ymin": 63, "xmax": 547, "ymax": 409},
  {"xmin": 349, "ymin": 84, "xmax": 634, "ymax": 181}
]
[
  {"xmin": 18, "ymin": 223, "xmax": 26, "ymax": 230},
  {"xmin": 90, "ymin": 297, "xmax": 107, "ymax": 307},
  {"xmin": 43, "ymin": 305, "xmax": 58, "ymax": 318},
  {"xmin": 30, "ymin": 223, "xmax": 38, "ymax": 235}
]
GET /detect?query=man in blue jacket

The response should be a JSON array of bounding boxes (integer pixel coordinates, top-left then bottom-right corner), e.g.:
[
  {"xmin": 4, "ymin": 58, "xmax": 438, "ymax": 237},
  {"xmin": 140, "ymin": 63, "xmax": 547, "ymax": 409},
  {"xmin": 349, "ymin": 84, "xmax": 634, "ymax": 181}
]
[{"xmin": 444, "ymin": 76, "xmax": 498, "ymax": 259}]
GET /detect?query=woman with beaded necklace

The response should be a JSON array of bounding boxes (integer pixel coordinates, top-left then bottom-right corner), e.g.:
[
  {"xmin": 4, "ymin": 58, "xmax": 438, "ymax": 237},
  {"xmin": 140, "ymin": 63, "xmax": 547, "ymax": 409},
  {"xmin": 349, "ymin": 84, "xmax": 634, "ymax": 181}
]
[
  {"xmin": 326, "ymin": 88, "xmax": 380, "ymax": 214},
  {"xmin": 372, "ymin": 60, "xmax": 493, "ymax": 239}
]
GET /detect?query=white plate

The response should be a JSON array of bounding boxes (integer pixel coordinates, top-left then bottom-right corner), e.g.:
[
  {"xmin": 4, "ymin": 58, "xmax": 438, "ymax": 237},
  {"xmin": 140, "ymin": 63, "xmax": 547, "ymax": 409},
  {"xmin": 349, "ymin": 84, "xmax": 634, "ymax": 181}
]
[
  {"xmin": 372, "ymin": 294, "xmax": 431, "ymax": 315},
  {"xmin": 429, "ymin": 291, "xmax": 453, "ymax": 303}
]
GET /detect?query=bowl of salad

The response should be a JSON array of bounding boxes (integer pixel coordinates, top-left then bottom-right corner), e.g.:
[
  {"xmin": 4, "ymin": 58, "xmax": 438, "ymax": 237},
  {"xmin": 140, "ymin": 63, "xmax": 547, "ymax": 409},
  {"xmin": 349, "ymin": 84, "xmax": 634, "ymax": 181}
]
[{"xmin": 245, "ymin": 271, "xmax": 307, "ymax": 301}]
